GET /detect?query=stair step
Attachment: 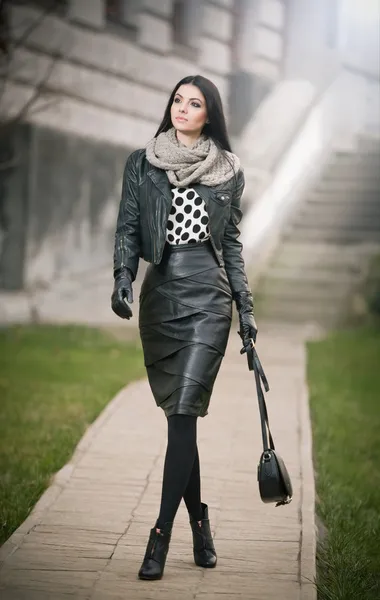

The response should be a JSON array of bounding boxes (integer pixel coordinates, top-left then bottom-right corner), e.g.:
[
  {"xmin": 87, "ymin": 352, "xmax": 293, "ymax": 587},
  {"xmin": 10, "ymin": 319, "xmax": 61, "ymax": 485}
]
[
  {"xmin": 270, "ymin": 250, "xmax": 366, "ymax": 272},
  {"xmin": 272, "ymin": 240, "xmax": 379, "ymax": 259},
  {"xmin": 276, "ymin": 240, "xmax": 377, "ymax": 253},
  {"xmin": 323, "ymin": 164, "xmax": 380, "ymax": 180},
  {"xmin": 290, "ymin": 213, "xmax": 380, "ymax": 231},
  {"xmin": 316, "ymin": 180, "xmax": 380, "ymax": 192},
  {"xmin": 299, "ymin": 202, "xmax": 380, "ymax": 218},
  {"xmin": 258, "ymin": 290, "xmax": 350, "ymax": 307},
  {"xmin": 264, "ymin": 267, "xmax": 361, "ymax": 284},
  {"xmin": 334, "ymin": 151, "xmax": 380, "ymax": 165},
  {"xmin": 305, "ymin": 191, "xmax": 380, "ymax": 204},
  {"xmin": 256, "ymin": 297, "xmax": 344, "ymax": 325},
  {"xmin": 284, "ymin": 228, "xmax": 380, "ymax": 243},
  {"xmin": 357, "ymin": 136, "xmax": 380, "ymax": 153},
  {"xmin": 258, "ymin": 279, "xmax": 353, "ymax": 301},
  {"xmin": 286, "ymin": 220, "xmax": 380, "ymax": 235}
]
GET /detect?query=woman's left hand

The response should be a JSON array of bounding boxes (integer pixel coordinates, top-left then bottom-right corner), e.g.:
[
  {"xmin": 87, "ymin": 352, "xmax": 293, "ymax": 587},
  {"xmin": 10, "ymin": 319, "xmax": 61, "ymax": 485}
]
[
  {"xmin": 111, "ymin": 268, "xmax": 134, "ymax": 320},
  {"xmin": 234, "ymin": 291, "xmax": 258, "ymax": 353}
]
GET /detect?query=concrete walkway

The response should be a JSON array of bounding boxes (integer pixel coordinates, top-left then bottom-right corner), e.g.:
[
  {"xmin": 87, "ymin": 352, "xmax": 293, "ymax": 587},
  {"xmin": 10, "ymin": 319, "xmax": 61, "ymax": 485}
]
[{"xmin": 0, "ymin": 329, "xmax": 316, "ymax": 600}]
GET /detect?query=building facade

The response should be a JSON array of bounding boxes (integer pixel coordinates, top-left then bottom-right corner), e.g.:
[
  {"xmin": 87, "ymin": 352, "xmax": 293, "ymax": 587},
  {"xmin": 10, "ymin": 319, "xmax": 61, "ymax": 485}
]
[{"xmin": 0, "ymin": 0, "xmax": 378, "ymax": 299}]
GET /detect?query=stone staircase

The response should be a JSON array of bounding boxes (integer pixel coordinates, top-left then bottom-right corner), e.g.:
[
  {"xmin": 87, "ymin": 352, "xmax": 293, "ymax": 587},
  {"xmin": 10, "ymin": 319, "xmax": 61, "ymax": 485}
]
[{"xmin": 256, "ymin": 137, "xmax": 380, "ymax": 327}]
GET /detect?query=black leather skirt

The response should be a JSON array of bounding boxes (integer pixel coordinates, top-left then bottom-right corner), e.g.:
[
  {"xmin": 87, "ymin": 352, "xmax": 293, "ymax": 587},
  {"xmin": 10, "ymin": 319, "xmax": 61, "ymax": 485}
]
[{"xmin": 139, "ymin": 240, "xmax": 232, "ymax": 417}]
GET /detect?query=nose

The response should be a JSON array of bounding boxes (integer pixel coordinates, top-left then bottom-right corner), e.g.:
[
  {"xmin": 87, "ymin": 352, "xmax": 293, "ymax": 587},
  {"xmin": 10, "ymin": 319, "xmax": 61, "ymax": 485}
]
[{"xmin": 179, "ymin": 103, "xmax": 188, "ymax": 113}]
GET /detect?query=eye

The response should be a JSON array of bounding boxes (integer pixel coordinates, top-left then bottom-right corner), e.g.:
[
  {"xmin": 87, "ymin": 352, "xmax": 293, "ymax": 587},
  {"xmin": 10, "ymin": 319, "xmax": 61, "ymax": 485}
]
[
  {"xmin": 191, "ymin": 102, "xmax": 201, "ymax": 108},
  {"xmin": 174, "ymin": 97, "xmax": 181, "ymax": 103}
]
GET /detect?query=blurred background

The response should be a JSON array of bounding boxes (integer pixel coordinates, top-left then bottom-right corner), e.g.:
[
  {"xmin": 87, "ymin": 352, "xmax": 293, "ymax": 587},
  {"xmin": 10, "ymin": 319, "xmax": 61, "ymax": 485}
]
[{"xmin": 0, "ymin": 0, "xmax": 379, "ymax": 330}]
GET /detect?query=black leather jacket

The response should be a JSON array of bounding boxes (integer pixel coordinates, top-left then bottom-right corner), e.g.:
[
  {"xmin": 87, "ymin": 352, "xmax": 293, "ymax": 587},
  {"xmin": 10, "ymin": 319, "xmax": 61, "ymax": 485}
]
[{"xmin": 113, "ymin": 149, "xmax": 250, "ymax": 295}]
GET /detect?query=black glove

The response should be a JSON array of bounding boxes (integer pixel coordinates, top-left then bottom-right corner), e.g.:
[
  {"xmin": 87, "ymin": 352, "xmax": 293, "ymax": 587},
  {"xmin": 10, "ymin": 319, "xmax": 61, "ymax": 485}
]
[
  {"xmin": 234, "ymin": 291, "xmax": 258, "ymax": 354},
  {"xmin": 111, "ymin": 268, "xmax": 133, "ymax": 320}
]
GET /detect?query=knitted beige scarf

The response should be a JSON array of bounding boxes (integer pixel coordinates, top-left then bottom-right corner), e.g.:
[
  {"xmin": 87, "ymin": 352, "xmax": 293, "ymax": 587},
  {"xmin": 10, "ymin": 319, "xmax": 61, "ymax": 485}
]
[{"xmin": 145, "ymin": 127, "xmax": 240, "ymax": 187}]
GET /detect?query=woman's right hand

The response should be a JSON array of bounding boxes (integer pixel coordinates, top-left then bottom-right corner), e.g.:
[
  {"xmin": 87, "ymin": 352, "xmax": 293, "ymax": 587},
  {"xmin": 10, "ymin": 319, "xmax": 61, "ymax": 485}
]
[{"xmin": 111, "ymin": 268, "xmax": 133, "ymax": 319}]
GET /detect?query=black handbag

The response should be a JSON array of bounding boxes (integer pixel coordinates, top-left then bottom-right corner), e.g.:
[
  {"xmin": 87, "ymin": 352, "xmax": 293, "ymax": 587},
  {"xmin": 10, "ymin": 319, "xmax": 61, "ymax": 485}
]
[{"xmin": 245, "ymin": 344, "xmax": 293, "ymax": 507}]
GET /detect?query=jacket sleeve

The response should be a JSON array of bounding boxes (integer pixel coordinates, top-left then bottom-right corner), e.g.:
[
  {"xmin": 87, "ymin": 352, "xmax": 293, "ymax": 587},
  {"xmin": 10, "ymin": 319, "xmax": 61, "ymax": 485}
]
[
  {"xmin": 221, "ymin": 169, "xmax": 251, "ymax": 296},
  {"xmin": 113, "ymin": 151, "xmax": 141, "ymax": 281}
]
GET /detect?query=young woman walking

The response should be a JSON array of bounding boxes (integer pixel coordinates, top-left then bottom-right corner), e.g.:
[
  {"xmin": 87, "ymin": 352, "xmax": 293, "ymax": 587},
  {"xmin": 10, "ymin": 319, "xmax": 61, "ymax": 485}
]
[{"xmin": 111, "ymin": 75, "xmax": 257, "ymax": 580}]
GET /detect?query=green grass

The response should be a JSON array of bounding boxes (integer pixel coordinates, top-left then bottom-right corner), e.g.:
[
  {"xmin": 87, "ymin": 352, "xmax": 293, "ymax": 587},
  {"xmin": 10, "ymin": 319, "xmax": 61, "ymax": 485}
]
[
  {"xmin": 307, "ymin": 326, "xmax": 380, "ymax": 600},
  {"xmin": 0, "ymin": 325, "xmax": 145, "ymax": 546}
]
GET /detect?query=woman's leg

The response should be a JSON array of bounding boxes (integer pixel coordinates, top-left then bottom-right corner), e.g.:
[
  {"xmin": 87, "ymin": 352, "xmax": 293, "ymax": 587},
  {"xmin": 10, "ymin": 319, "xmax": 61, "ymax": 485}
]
[
  {"xmin": 183, "ymin": 447, "xmax": 203, "ymax": 522},
  {"xmin": 157, "ymin": 414, "xmax": 198, "ymax": 529},
  {"xmin": 138, "ymin": 413, "xmax": 216, "ymax": 579}
]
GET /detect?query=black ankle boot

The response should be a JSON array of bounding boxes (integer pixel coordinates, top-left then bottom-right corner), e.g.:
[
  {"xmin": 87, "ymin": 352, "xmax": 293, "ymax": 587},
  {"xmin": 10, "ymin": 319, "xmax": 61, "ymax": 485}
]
[
  {"xmin": 138, "ymin": 522, "xmax": 172, "ymax": 580},
  {"xmin": 190, "ymin": 503, "xmax": 217, "ymax": 568}
]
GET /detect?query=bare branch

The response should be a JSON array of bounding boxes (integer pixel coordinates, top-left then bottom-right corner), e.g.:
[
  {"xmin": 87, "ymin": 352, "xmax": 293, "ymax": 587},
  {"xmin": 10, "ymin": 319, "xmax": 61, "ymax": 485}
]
[
  {"xmin": 0, "ymin": 1, "xmax": 66, "ymax": 171},
  {"xmin": 0, "ymin": 154, "xmax": 19, "ymax": 171},
  {"xmin": 6, "ymin": 1, "xmax": 62, "ymax": 54},
  {"xmin": 2, "ymin": 50, "xmax": 59, "ymax": 128}
]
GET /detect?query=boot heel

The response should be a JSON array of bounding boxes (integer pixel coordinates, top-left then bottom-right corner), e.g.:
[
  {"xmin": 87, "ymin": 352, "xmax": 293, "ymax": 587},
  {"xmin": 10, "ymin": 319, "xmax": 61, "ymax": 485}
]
[
  {"xmin": 138, "ymin": 523, "xmax": 172, "ymax": 580},
  {"xmin": 190, "ymin": 503, "xmax": 217, "ymax": 568}
]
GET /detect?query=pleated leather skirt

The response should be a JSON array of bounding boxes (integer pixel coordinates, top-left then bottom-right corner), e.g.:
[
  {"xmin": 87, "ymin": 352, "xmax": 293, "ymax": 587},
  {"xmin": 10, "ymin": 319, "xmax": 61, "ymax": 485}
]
[{"xmin": 139, "ymin": 240, "xmax": 232, "ymax": 417}]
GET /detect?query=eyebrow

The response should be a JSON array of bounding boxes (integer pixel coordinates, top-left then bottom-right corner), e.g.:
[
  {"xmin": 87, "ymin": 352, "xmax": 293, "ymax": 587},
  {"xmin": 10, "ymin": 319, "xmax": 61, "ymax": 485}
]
[{"xmin": 175, "ymin": 93, "xmax": 203, "ymax": 103}]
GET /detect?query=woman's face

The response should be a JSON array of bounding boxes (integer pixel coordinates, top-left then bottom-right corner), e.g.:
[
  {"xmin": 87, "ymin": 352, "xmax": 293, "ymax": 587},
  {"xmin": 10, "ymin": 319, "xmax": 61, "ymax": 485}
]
[{"xmin": 170, "ymin": 84, "xmax": 208, "ymax": 136}]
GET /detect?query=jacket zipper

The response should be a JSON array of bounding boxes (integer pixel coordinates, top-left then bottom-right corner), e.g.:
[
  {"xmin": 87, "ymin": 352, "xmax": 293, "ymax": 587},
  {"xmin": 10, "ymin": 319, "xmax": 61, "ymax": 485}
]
[
  {"xmin": 148, "ymin": 213, "xmax": 157, "ymax": 264},
  {"xmin": 194, "ymin": 188, "xmax": 223, "ymax": 267},
  {"xmin": 118, "ymin": 236, "xmax": 125, "ymax": 269}
]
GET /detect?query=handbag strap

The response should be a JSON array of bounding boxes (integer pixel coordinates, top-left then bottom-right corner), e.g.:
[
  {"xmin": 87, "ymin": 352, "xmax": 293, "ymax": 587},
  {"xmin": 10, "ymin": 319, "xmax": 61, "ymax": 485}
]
[{"xmin": 246, "ymin": 346, "xmax": 275, "ymax": 453}]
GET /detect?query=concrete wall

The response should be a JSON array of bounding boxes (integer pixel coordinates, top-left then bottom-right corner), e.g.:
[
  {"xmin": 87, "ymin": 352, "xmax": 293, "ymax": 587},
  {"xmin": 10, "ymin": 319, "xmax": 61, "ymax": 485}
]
[
  {"xmin": 339, "ymin": 0, "xmax": 380, "ymax": 78},
  {"xmin": 229, "ymin": 0, "xmax": 287, "ymax": 136},
  {"xmin": 1, "ymin": 124, "xmax": 128, "ymax": 290},
  {"xmin": 284, "ymin": 0, "xmax": 340, "ymax": 89},
  {"xmin": 3, "ymin": 1, "xmax": 236, "ymax": 148},
  {"xmin": 0, "ymin": 126, "xmax": 30, "ymax": 290},
  {"xmin": 284, "ymin": 0, "xmax": 379, "ymax": 89}
]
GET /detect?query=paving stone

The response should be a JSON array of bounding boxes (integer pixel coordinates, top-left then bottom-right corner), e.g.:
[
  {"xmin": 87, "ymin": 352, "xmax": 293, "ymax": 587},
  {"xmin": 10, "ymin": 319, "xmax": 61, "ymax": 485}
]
[
  {"xmin": 4, "ymin": 545, "xmax": 109, "ymax": 571},
  {"xmin": 214, "ymin": 521, "xmax": 300, "ymax": 542},
  {"xmin": 40, "ymin": 510, "xmax": 130, "ymax": 533},
  {"xmin": 0, "ymin": 568, "xmax": 97, "ymax": 595},
  {"xmin": 92, "ymin": 571, "xmax": 197, "ymax": 599},
  {"xmin": 195, "ymin": 580, "xmax": 299, "ymax": 600},
  {"xmin": 0, "ymin": 589, "xmax": 88, "ymax": 600},
  {"xmin": 197, "ymin": 571, "xmax": 299, "ymax": 596},
  {"xmin": 25, "ymin": 526, "xmax": 119, "ymax": 554}
]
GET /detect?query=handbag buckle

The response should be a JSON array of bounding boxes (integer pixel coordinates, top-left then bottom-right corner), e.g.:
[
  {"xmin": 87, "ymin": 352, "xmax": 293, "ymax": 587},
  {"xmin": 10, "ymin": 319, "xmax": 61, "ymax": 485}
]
[{"xmin": 276, "ymin": 497, "xmax": 292, "ymax": 507}]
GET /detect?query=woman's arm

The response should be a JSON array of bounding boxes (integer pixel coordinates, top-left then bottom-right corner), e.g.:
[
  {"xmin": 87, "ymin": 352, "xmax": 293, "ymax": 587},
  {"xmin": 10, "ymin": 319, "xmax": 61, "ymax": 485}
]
[
  {"xmin": 222, "ymin": 169, "xmax": 250, "ymax": 295},
  {"xmin": 113, "ymin": 151, "xmax": 141, "ymax": 281},
  {"xmin": 222, "ymin": 169, "xmax": 258, "ymax": 345}
]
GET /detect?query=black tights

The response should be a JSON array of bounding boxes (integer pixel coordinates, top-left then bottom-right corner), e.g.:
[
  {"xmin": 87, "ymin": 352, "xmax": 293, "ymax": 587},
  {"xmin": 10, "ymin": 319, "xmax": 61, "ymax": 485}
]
[{"xmin": 157, "ymin": 414, "xmax": 203, "ymax": 528}]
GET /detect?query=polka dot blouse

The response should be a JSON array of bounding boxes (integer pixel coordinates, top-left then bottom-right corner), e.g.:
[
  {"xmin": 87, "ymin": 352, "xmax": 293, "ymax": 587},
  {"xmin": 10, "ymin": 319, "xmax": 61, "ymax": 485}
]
[{"xmin": 166, "ymin": 187, "xmax": 210, "ymax": 245}]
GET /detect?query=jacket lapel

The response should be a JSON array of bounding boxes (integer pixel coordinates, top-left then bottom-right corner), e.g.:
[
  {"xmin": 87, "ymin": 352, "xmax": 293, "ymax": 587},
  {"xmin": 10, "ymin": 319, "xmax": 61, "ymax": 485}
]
[
  {"xmin": 192, "ymin": 183, "xmax": 210, "ymax": 209},
  {"xmin": 147, "ymin": 168, "xmax": 172, "ymax": 211}
]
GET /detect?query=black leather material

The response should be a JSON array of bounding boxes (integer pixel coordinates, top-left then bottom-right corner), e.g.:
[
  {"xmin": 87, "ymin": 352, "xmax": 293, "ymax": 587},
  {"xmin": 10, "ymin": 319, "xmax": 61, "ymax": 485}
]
[
  {"xmin": 257, "ymin": 449, "xmax": 293, "ymax": 506},
  {"xmin": 113, "ymin": 149, "xmax": 250, "ymax": 295},
  {"xmin": 234, "ymin": 290, "xmax": 258, "ymax": 347},
  {"xmin": 111, "ymin": 267, "xmax": 133, "ymax": 319},
  {"xmin": 190, "ymin": 503, "xmax": 217, "ymax": 568},
  {"xmin": 246, "ymin": 346, "xmax": 293, "ymax": 507},
  {"xmin": 139, "ymin": 241, "xmax": 232, "ymax": 418},
  {"xmin": 138, "ymin": 522, "xmax": 172, "ymax": 581}
]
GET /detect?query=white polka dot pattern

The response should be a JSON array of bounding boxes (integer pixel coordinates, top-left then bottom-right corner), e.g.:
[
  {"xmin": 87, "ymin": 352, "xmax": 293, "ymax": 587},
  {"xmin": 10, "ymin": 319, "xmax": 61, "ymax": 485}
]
[{"xmin": 166, "ymin": 187, "xmax": 210, "ymax": 245}]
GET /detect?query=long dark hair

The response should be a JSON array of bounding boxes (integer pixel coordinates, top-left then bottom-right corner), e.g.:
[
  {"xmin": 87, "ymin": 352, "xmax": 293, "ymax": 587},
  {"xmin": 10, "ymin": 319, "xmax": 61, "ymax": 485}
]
[{"xmin": 155, "ymin": 75, "xmax": 233, "ymax": 153}]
